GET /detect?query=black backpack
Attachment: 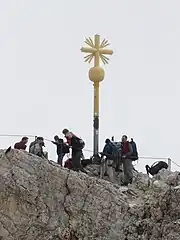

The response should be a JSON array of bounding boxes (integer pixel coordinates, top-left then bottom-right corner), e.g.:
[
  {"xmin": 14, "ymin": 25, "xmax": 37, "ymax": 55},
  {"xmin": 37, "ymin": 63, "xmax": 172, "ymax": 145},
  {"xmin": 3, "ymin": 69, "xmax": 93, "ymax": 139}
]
[
  {"xmin": 130, "ymin": 139, "xmax": 138, "ymax": 161},
  {"xmin": 73, "ymin": 137, "xmax": 85, "ymax": 150},
  {"xmin": 146, "ymin": 161, "xmax": 168, "ymax": 176},
  {"xmin": 62, "ymin": 144, "xmax": 70, "ymax": 154}
]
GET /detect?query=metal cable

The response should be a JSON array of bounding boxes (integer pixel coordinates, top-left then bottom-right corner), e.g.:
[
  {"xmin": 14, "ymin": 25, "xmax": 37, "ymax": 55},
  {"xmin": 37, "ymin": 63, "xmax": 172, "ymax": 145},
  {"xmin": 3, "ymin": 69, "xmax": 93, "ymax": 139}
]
[
  {"xmin": 171, "ymin": 159, "xmax": 180, "ymax": 169},
  {"xmin": 0, "ymin": 133, "xmax": 179, "ymax": 169}
]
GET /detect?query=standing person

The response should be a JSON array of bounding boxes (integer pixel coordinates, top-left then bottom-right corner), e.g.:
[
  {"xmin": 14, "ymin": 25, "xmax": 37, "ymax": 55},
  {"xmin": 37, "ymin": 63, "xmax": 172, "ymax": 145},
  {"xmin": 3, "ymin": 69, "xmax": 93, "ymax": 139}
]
[
  {"xmin": 62, "ymin": 129, "xmax": 85, "ymax": 172},
  {"xmin": 121, "ymin": 135, "xmax": 133, "ymax": 186},
  {"xmin": 14, "ymin": 137, "xmax": 28, "ymax": 150},
  {"xmin": 101, "ymin": 138, "xmax": 118, "ymax": 183},
  {"xmin": 52, "ymin": 135, "xmax": 69, "ymax": 166}
]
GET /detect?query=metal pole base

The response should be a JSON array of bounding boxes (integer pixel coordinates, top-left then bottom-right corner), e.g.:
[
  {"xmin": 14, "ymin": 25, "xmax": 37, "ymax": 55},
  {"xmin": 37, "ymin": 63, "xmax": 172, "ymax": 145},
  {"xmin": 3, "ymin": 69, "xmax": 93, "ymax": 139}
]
[{"xmin": 93, "ymin": 115, "xmax": 99, "ymax": 156}]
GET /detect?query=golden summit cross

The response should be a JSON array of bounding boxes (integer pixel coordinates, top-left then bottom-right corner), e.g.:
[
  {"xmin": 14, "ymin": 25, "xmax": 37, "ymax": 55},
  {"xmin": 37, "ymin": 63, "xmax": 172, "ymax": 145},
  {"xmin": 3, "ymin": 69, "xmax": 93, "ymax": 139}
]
[{"xmin": 81, "ymin": 34, "xmax": 113, "ymax": 66}]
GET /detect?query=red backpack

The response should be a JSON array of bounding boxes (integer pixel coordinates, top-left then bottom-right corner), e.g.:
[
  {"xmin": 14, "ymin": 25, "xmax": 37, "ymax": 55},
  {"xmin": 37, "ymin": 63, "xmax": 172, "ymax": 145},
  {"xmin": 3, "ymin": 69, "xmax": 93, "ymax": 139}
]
[{"xmin": 64, "ymin": 158, "xmax": 73, "ymax": 169}]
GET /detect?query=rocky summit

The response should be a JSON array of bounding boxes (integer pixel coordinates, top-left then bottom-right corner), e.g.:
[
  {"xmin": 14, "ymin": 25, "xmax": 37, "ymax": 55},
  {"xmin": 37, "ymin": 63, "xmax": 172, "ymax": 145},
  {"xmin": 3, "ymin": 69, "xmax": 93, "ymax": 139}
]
[{"xmin": 0, "ymin": 149, "xmax": 180, "ymax": 240}]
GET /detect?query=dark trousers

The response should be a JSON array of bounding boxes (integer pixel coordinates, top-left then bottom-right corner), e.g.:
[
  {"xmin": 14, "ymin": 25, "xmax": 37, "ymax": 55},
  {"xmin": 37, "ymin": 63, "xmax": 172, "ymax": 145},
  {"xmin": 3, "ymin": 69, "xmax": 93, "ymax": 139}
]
[
  {"xmin": 115, "ymin": 156, "xmax": 122, "ymax": 171},
  {"xmin": 72, "ymin": 150, "xmax": 82, "ymax": 171},
  {"xmin": 57, "ymin": 153, "xmax": 65, "ymax": 166},
  {"xmin": 123, "ymin": 158, "xmax": 133, "ymax": 184}
]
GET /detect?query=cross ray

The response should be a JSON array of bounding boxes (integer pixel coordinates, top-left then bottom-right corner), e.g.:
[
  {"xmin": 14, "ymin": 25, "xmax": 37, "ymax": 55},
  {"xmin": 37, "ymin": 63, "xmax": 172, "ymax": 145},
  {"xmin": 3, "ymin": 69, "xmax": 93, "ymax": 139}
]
[
  {"xmin": 88, "ymin": 55, "xmax": 93, "ymax": 63},
  {"xmin": 100, "ymin": 39, "xmax": 106, "ymax": 48},
  {"xmin": 101, "ymin": 42, "xmax": 110, "ymax": 48},
  {"xmin": 84, "ymin": 54, "xmax": 93, "ymax": 62},
  {"xmin": 100, "ymin": 57, "xmax": 107, "ymax": 64},
  {"xmin": 88, "ymin": 37, "xmax": 94, "ymax": 47},
  {"xmin": 100, "ymin": 39, "xmax": 109, "ymax": 48},
  {"xmin": 101, "ymin": 54, "xmax": 109, "ymax": 61},
  {"xmin": 85, "ymin": 38, "xmax": 94, "ymax": 48},
  {"xmin": 84, "ymin": 54, "xmax": 92, "ymax": 60},
  {"xmin": 100, "ymin": 55, "xmax": 109, "ymax": 64}
]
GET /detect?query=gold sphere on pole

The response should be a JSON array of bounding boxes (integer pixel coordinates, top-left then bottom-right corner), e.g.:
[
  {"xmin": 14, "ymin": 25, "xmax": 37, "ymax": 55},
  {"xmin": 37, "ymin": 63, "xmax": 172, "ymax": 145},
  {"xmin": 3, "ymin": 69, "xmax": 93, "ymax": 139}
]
[{"xmin": 89, "ymin": 67, "xmax": 105, "ymax": 83}]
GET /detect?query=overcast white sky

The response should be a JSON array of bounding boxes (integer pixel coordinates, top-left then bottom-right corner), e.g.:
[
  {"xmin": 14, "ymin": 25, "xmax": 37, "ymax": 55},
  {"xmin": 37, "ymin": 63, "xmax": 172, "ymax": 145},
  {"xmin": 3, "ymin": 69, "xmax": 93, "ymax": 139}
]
[{"xmin": 0, "ymin": 0, "xmax": 180, "ymax": 172}]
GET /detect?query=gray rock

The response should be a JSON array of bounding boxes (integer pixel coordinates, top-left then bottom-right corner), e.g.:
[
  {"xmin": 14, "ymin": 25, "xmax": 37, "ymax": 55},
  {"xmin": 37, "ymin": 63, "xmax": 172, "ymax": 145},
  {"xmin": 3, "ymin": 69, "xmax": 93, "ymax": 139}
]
[
  {"xmin": 165, "ymin": 172, "xmax": 180, "ymax": 186},
  {"xmin": 0, "ymin": 149, "xmax": 180, "ymax": 239}
]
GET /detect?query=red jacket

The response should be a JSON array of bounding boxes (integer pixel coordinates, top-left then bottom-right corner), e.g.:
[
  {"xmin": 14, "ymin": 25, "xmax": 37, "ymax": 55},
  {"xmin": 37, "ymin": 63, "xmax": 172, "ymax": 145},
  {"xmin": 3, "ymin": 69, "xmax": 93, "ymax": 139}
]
[
  {"xmin": 65, "ymin": 133, "xmax": 77, "ymax": 146},
  {"xmin": 65, "ymin": 136, "xmax": 71, "ymax": 145},
  {"xmin": 122, "ymin": 141, "xmax": 132, "ymax": 156},
  {"xmin": 14, "ymin": 141, "xmax": 27, "ymax": 150}
]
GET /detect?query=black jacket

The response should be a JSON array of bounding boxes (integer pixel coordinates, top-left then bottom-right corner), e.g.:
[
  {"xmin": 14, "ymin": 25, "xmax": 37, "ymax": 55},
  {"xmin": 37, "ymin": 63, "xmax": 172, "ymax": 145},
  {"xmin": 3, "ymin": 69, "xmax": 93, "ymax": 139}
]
[
  {"xmin": 52, "ymin": 139, "xmax": 69, "ymax": 155},
  {"xmin": 70, "ymin": 136, "xmax": 83, "ymax": 154}
]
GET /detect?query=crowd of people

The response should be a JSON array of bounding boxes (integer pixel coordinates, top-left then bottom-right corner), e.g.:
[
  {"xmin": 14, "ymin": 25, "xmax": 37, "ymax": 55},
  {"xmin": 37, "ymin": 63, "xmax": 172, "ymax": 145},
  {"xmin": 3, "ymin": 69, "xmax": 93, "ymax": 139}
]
[{"xmin": 13, "ymin": 129, "xmax": 169, "ymax": 187}]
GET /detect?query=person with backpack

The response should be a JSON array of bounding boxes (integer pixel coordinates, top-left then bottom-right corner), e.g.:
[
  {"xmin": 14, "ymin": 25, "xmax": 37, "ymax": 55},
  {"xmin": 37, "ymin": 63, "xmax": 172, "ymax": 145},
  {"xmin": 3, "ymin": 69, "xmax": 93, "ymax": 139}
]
[
  {"xmin": 62, "ymin": 129, "xmax": 85, "ymax": 172},
  {"xmin": 52, "ymin": 135, "xmax": 70, "ymax": 166},
  {"xmin": 29, "ymin": 137, "xmax": 48, "ymax": 159},
  {"xmin": 121, "ymin": 135, "xmax": 133, "ymax": 186},
  {"xmin": 101, "ymin": 138, "xmax": 118, "ymax": 182}
]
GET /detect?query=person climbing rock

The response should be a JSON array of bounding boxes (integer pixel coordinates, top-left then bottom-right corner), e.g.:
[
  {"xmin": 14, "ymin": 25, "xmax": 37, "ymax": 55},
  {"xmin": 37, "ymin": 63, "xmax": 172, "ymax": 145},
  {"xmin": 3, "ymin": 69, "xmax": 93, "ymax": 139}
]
[
  {"xmin": 62, "ymin": 129, "xmax": 85, "ymax": 172},
  {"xmin": 52, "ymin": 135, "xmax": 69, "ymax": 166},
  {"xmin": 14, "ymin": 137, "xmax": 28, "ymax": 150},
  {"xmin": 121, "ymin": 135, "xmax": 133, "ymax": 186}
]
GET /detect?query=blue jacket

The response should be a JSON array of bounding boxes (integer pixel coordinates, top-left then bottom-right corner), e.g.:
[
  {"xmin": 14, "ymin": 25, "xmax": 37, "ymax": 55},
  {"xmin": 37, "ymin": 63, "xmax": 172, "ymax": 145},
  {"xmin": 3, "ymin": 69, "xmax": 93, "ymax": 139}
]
[{"xmin": 103, "ymin": 142, "xmax": 114, "ymax": 155}]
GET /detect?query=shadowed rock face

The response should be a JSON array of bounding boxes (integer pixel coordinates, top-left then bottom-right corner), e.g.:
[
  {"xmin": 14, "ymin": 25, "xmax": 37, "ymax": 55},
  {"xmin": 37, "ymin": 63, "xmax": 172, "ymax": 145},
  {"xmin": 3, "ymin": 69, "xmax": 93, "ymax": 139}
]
[{"xmin": 0, "ymin": 149, "xmax": 180, "ymax": 240}]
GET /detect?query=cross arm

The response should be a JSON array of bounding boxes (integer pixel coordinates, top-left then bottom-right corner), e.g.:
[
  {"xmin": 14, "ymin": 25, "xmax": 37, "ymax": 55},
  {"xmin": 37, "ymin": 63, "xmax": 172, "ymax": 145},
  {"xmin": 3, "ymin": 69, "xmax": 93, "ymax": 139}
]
[
  {"xmin": 81, "ymin": 47, "xmax": 97, "ymax": 54},
  {"xmin": 99, "ymin": 49, "xmax": 113, "ymax": 55}
]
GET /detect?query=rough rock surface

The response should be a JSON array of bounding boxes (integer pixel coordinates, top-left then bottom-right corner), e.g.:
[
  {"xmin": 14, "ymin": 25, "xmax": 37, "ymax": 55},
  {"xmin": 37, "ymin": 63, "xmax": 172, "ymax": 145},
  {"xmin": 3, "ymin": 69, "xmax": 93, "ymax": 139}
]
[{"xmin": 0, "ymin": 149, "xmax": 180, "ymax": 240}]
